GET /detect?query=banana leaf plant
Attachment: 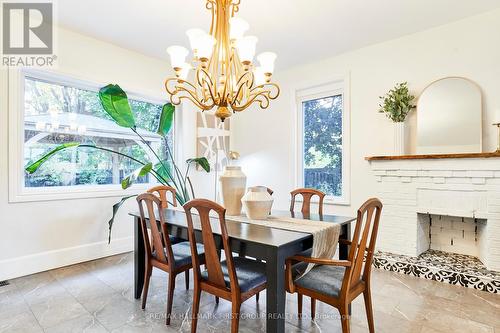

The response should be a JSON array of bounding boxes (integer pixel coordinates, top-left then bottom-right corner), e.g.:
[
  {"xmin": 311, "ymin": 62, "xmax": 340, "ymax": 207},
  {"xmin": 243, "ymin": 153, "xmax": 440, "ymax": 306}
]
[{"xmin": 25, "ymin": 84, "xmax": 210, "ymax": 242}]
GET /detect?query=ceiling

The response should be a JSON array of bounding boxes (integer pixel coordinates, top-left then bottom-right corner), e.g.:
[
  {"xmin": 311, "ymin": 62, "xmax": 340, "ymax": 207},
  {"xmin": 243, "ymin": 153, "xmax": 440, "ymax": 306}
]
[{"xmin": 56, "ymin": 0, "xmax": 500, "ymax": 70}]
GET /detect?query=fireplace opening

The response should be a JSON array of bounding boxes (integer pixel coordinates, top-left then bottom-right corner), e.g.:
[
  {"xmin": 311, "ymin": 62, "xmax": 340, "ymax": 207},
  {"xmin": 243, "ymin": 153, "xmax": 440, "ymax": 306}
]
[{"xmin": 417, "ymin": 213, "xmax": 487, "ymax": 264}]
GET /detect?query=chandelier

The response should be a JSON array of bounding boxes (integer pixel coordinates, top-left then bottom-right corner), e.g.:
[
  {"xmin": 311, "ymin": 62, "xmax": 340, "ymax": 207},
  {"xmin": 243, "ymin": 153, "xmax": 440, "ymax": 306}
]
[{"xmin": 165, "ymin": 0, "xmax": 280, "ymax": 122}]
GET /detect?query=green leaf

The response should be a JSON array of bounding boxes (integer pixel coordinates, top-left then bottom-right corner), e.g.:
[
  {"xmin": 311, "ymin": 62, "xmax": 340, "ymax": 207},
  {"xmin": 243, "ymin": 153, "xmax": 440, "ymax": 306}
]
[
  {"xmin": 108, "ymin": 195, "xmax": 136, "ymax": 244},
  {"xmin": 186, "ymin": 157, "xmax": 210, "ymax": 173},
  {"xmin": 157, "ymin": 103, "xmax": 175, "ymax": 136},
  {"xmin": 25, "ymin": 142, "xmax": 81, "ymax": 174},
  {"xmin": 98, "ymin": 84, "xmax": 136, "ymax": 128},
  {"xmin": 154, "ymin": 161, "xmax": 172, "ymax": 182},
  {"xmin": 121, "ymin": 163, "xmax": 153, "ymax": 189}
]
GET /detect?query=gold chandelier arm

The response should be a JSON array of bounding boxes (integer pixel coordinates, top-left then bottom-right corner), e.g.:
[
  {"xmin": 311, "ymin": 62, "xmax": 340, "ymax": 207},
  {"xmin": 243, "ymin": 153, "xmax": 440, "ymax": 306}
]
[
  {"xmin": 231, "ymin": 83, "xmax": 281, "ymax": 112},
  {"xmin": 231, "ymin": 71, "xmax": 253, "ymax": 103},
  {"xmin": 253, "ymin": 82, "xmax": 280, "ymax": 100},
  {"xmin": 196, "ymin": 68, "xmax": 217, "ymax": 105},
  {"xmin": 165, "ymin": 78, "xmax": 214, "ymax": 111}
]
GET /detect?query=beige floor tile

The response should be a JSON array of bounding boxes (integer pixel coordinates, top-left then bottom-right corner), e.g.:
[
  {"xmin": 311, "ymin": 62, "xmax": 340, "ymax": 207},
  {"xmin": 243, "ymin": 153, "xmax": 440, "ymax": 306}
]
[{"xmin": 1, "ymin": 252, "xmax": 498, "ymax": 333}]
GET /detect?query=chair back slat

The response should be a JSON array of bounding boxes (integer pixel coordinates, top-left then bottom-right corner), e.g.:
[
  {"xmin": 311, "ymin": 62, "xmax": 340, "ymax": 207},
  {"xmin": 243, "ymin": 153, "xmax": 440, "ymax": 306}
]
[
  {"xmin": 147, "ymin": 185, "xmax": 177, "ymax": 209},
  {"xmin": 184, "ymin": 199, "xmax": 237, "ymax": 291},
  {"xmin": 290, "ymin": 188, "xmax": 326, "ymax": 215},
  {"xmin": 137, "ymin": 193, "xmax": 174, "ymax": 266},
  {"xmin": 343, "ymin": 198, "xmax": 382, "ymax": 291}
]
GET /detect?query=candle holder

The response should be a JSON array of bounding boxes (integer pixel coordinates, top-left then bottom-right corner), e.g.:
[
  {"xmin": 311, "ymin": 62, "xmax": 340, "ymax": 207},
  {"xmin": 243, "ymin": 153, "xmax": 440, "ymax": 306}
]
[{"xmin": 494, "ymin": 123, "xmax": 500, "ymax": 153}]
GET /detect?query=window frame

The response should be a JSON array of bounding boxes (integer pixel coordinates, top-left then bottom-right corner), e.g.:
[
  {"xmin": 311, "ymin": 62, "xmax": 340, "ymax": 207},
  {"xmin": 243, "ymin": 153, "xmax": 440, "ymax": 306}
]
[
  {"xmin": 8, "ymin": 68, "xmax": 171, "ymax": 203},
  {"xmin": 295, "ymin": 77, "xmax": 351, "ymax": 206}
]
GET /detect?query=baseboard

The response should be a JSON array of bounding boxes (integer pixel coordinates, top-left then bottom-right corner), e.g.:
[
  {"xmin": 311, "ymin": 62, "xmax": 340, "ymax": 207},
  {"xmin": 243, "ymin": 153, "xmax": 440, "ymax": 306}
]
[{"xmin": 0, "ymin": 236, "xmax": 133, "ymax": 281}]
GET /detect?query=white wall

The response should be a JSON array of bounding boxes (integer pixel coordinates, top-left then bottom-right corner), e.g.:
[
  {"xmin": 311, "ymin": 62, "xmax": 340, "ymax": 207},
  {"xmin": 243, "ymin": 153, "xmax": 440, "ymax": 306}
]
[
  {"xmin": 232, "ymin": 9, "xmax": 500, "ymax": 217},
  {"xmin": 0, "ymin": 26, "xmax": 210, "ymax": 280}
]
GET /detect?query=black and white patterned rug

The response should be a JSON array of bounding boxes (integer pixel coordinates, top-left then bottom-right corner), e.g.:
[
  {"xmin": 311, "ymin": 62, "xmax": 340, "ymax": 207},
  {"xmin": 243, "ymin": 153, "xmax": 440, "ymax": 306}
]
[{"xmin": 373, "ymin": 250, "xmax": 500, "ymax": 294}]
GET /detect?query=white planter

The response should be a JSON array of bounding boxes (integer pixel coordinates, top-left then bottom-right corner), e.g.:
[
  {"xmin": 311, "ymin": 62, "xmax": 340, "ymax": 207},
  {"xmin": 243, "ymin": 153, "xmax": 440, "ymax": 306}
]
[
  {"xmin": 394, "ymin": 122, "xmax": 405, "ymax": 155},
  {"xmin": 241, "ymin": 186, "xmax": 274, "ymax": 220},
  {"xmin": 219, "ymin": 166, "xmax": 247, "ymax": 216}
]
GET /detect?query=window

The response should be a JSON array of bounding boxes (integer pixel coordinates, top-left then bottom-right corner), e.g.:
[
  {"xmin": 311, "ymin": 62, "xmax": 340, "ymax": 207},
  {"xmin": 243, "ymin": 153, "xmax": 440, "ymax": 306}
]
[
  {"xmin": 296, "ymin": 80, "xmax": 350, "ymax": 204},
  {"xmin": 9, "ymin": 69, "xmax": 171, "ymax": 202}
]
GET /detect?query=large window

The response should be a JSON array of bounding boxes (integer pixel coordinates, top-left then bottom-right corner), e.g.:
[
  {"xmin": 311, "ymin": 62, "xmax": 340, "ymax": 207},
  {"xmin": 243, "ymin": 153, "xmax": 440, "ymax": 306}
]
[
  {"xmin": 297, "ymin": 81, "xmax": 350, "ymax": 204},
  {"xmin": 22, "ymin": 73, "xmax": 171, "ymax": 189}
]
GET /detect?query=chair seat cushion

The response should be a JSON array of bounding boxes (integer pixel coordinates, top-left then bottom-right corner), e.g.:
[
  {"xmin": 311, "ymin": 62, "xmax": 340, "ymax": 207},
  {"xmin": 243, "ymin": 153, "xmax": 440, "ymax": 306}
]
[
  {"xmin": 294, "ymin": 265, "xmax": 346, "ymax": 298},
  {"xmin": 200, "ymin": 257, "xmax": 266, "ymax": 292},
  {"xmin": 170, "ymin": 242, "xmax": 204, "ymax": 267},
  {"xmin": 169, "ymin": 235, "xmax": 185, "ymax": 244}
]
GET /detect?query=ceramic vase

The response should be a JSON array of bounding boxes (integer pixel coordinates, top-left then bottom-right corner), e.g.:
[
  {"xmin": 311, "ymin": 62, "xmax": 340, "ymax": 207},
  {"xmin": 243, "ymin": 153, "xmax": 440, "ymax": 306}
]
[
  {"xmin": 241, "ymin": 186, "xmax": 274, "ymax": 220},
  {"xmin": 394, "ymin": 122, "xmax": 405, "ymax": 155},
  {"xmin": 219, "ymin": 166, "xmax": 247, "ymax": 216}
]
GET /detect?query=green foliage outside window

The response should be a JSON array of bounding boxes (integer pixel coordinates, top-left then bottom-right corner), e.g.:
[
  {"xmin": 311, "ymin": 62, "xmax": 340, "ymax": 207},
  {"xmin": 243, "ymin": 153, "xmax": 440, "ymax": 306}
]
[{"xmin": 303, "ymin": 95, "xmax": 343, "ymax": 197}]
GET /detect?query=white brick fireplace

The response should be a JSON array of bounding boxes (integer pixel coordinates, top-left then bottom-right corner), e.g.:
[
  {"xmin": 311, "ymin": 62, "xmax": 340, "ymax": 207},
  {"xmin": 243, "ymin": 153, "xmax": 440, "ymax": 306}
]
[{"xmin": 368, "ymin": 155, "xmax": 500, "ymax": 271}]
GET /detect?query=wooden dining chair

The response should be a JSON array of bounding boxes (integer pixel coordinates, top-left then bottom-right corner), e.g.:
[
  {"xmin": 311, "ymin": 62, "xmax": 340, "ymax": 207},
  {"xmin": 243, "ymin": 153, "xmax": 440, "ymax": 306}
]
[
  {"xmin": 147, "ymin": 185, "xmax": 177, "ymax": 208},
  {"xmin": 147, "ymin": 185, "xmax": 183, "ymax": 245},
  {"xmin": 285, "ymin": 198, "xmax": 383, "ymax": 333},
  {"xmin": 184, "ymin": 199, "xmax": 267, "ymax": 333},
  {"xmin": 290, "ymin": 188, "xmax": 326, "ymax": 215},
  {"xmin": 136, "ymin": 193, "xmax": 206, "ymax": 325},
  {"xmin": 289, "ymin": 188, "xmax": 326, "ymax": 312}
]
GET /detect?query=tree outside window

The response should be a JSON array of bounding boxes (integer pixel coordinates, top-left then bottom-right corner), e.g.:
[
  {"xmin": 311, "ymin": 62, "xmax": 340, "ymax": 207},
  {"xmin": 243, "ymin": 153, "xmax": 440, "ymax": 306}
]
[
  {"xmin": 24, "ymin": 77, "xmax": 171, "ymax": 188},
  {"xmin": 302, "ymin": 94, "xmax": 343, "ymax": 197}
]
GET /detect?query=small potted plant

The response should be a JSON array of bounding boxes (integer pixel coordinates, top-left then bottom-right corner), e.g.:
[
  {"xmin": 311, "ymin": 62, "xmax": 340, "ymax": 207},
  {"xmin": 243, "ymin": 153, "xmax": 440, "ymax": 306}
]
[{"xmin": 379, "ymin": 82, "xmax": 416, "ymax": 155}]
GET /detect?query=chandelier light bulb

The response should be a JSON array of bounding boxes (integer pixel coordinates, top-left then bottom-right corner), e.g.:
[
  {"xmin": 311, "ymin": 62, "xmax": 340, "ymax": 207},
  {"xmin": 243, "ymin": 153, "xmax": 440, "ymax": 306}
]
[
  {"xmin": 186, "ymin": 28, "xmax": 206, "ymax": 52},
  {"xmin": 236, "ymin": 36, "xmax": 258, "ymax": 64},
  {"xmin": 229, "ymin": 17, "xmax": 249, "ymax": 40},
  {"xmin": 167, "ymin": 45, "xmax": 189, "ymax": 69},
  {"xmin": 196, "ymin": 34, "xmax": 216, "ymax": 60},
  {"xmin": 254, "ymin": 67, "xmax": 266, "ymax": 86},
  {"xmin": 257, "ymin": 52, "xmax": 277, "ymax": 74},
  {"xmin": 179, "ymin": 63, "xmax": 192, "ymax": 80}
]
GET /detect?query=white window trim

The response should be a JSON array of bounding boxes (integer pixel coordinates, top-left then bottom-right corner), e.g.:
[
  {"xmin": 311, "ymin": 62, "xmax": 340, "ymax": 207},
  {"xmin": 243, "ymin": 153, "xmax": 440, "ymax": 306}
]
[
  {"xmin": 8, "ymin": 68, "xmax": 171, "ymax": 203},
  {"xmin": 293, "ymin": 75, "xmax": 351, "ymax": 206}
]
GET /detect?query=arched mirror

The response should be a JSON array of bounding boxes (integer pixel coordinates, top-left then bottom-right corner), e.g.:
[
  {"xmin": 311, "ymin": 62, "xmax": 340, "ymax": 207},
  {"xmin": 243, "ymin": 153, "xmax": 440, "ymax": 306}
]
[{"xmin": 417, "ymin": 77, "xmax": 482, "ymax": 154}]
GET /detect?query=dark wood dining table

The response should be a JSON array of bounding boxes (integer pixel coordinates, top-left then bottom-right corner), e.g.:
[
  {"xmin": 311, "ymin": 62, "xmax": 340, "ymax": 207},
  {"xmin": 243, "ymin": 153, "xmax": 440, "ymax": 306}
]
[{"xmin": 130, "ymin": 209, "xmax": 356, "ymax": 333}]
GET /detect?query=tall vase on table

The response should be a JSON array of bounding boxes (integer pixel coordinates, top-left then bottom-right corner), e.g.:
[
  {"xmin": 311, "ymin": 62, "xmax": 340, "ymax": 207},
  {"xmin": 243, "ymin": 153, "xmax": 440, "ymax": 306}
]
[{"xmin": 219, "ymin": 166, "xmax": 247, "ymax": 216}]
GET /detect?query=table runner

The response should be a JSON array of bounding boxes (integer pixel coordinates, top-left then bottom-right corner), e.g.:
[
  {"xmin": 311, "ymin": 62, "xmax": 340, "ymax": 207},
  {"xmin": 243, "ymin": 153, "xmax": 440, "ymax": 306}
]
[{"xmin": 228, "ymin": 214, "xmax": 340, "ymax": 275}]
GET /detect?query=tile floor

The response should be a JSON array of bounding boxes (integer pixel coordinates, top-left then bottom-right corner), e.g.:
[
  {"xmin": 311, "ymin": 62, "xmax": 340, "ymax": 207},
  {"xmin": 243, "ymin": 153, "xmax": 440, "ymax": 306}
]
[{"xmin": 1, "ymin": 252, "xmax": 499, "ymax": 333}]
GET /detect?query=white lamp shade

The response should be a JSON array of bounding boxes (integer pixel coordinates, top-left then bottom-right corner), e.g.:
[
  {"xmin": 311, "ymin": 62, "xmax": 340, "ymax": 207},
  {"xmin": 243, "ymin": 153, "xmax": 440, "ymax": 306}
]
[
  {"xmin": 254, "ymin": 67, "xmax": 266, "ymax": 86},
  {"xmin": 236, "ymin": 36, "xmax": 258, "ymax": 63},
  {"xmin": 179, "ymin": 63, "xmax": 192, "ymax": 80},
  {"xmin": 186, "ymin": 28, "xmax": 206, "ymax": 51},
  {"xmin": 167, "ymin": 45, "xmax": 189, "ymax": 68},
  {"xmin": 196, "ymin": 34, "xmax": 216, "ymax": 59},
  {"xmin": 257, "ymin": 52, "xmax": 277, "ymax": 74},
  {"xmin": 229, "ymin": 17, "xmax": 249, "ymax": 40}
]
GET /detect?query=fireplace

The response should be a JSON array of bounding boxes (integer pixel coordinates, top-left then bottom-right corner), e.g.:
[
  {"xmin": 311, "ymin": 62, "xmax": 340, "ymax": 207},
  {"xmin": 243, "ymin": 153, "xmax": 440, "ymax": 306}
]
[
  {"xmin": 367, "ymin": 154, "xmax": 500, "ymax": 272},
  {"xmin": 365, "ymin": 153, "xmax": 500, "ymax": 293}
]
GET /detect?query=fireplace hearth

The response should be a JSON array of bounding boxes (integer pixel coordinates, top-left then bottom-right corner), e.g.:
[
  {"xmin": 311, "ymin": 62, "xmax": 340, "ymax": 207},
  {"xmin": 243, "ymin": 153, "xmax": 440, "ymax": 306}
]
[{"xmin": 373, "ymin": 250, "xmax": 500, "ymax": 294}]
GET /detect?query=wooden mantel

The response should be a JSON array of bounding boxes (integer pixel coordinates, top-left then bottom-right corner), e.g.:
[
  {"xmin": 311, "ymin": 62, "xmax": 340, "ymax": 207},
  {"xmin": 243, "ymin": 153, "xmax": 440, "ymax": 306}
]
[{"xmin": 365, "ymin": 152, "xmax": 500, "ymax": 161}]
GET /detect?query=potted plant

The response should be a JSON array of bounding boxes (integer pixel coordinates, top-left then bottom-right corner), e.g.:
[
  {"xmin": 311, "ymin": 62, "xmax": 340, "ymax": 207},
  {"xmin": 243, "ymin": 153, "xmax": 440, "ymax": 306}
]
[
  {"xmin": 378, "ymin": 82, "xmax": 416, "ymax": 155},
  {"xmin": 25, "ymin": 84, "xmax": 210, "ymax": 242}
]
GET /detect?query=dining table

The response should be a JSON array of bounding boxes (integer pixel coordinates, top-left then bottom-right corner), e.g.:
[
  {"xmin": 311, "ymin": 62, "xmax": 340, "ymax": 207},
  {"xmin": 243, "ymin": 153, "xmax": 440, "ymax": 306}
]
[{"xmin": 130, "ymin": 208, "xmax": 356, "ymax": 333}]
